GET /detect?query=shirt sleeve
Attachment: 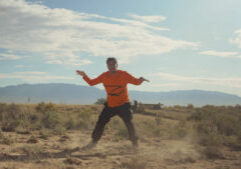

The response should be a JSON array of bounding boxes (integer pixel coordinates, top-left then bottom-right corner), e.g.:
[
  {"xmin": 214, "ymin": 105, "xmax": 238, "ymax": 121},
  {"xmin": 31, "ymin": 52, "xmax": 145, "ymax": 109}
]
[
  {"xmin": 83, "ymin": 73, "xmax": 104, "ymax": 86},
  {"xmin": 124, "ymin": 71, "xmax": 142, "ymax": 85}
]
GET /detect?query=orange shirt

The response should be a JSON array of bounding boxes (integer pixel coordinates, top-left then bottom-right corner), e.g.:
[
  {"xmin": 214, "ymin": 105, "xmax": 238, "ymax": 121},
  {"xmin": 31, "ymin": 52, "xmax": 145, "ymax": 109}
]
[{"xmin": 83, "ymin": 70, "xmax": 142, "ymax": 107}]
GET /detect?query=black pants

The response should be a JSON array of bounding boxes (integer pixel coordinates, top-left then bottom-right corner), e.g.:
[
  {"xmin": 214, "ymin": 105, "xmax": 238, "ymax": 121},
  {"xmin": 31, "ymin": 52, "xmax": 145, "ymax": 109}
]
[{"xmin": 92, "ymin": 102, "xmax": 138, "ymax": 145}]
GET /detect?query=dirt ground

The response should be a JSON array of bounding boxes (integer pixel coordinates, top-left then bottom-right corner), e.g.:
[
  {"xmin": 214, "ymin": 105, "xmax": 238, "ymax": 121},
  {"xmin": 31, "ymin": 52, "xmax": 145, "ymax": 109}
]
[{"xmin": 0, "ymin": 113, "xmax": 240, "ymax": 169}]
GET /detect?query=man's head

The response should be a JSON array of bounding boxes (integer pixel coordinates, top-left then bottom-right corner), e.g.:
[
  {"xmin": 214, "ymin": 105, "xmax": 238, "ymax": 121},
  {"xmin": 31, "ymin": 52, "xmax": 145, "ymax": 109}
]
[{"xmin": 106, "ymin": 57, "xmax": 118, "ymax": 72}]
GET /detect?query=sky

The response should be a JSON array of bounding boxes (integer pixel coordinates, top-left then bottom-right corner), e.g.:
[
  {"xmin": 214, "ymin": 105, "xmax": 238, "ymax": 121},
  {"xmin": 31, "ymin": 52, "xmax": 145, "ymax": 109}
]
[{"xmin": 0, "ymin": 0, "xmax": 241, "ymax": 96}]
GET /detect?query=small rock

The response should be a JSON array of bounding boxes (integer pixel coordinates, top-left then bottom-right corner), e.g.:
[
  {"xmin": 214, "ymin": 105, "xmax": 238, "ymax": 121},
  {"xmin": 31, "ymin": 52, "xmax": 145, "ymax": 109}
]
[
  {"xmin": 63, "ymin": 157, "xmax": 82, "ymax": 165},
  {"xmin": 27, "ymin": 136, "xmax": 38, "ymax": 143},
  {"xmin": 59, "ymin": 135, "xmax": 70, "ymax": 142}
]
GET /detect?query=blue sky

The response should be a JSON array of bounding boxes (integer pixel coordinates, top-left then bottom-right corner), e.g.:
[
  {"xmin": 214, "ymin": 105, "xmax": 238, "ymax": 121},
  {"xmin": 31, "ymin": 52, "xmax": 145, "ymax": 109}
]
[{"xmin": 0, "ymin": 0, "xmax": 241, "ymax": 96}]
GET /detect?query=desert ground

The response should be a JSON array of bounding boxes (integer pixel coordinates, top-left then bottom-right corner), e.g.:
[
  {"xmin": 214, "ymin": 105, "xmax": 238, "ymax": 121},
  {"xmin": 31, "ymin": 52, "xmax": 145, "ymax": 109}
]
[{"xmin": 0, "ymin": 103, "xmax": 240, "ymax": 169}]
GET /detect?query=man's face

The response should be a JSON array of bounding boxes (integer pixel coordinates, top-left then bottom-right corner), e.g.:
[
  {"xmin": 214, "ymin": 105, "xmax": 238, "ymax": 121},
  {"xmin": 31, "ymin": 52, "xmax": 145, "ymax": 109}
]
[{"xmin": 107, "ymin": 60, "xmax": 118, "ymax": 71}]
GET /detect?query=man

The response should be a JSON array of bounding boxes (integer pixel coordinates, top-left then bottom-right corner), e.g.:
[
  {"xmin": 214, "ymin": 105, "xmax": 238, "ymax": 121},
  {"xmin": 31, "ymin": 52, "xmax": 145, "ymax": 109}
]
[{"xmin": 76, "ymin": 57, "xmax": 149, "ymax": 148}]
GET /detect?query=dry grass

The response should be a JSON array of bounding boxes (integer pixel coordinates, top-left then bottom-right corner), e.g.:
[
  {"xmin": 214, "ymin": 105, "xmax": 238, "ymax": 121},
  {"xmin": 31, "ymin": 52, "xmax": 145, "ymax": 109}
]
[
  {"xmin": 0, "ymin": 132, "xmax": 15, "ymax": 145},
  {"xmin": 0, "ymin": 102, "xmax": 240, "ymax": 169}
]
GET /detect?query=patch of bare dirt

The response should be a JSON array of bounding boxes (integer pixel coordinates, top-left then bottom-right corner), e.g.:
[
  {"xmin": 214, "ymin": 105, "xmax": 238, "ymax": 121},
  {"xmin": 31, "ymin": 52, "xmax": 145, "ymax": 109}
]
[{"xmin": 0, "ymin": 127, "xmax": 240, "ymax": 169}]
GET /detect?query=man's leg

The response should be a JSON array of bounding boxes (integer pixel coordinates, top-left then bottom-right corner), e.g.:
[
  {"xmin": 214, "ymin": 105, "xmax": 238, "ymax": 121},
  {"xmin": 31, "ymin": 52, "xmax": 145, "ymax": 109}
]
[
  {"xmin": 118, "ymin": 103, "xmax": 138, "ymax": 147},
  {"xmin": 91, "ymin": 105, "xmax": 114, "ymax": 144}
]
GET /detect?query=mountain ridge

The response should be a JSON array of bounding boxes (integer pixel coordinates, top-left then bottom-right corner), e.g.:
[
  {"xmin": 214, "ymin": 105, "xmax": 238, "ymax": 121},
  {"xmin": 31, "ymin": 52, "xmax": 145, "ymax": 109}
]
[{"xmin": 0, "ymin": 83, "xmax": 240, "ymax": 106}]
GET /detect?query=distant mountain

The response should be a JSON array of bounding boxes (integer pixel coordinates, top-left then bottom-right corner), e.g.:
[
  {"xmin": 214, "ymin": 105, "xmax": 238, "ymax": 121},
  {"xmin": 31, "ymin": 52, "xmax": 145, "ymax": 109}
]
[
  {"xmin": 130, "ymin": 90, "xmax": 241, "ymax": 106},
  {"xmin": 0, "ymin": 83, "xmax": 241, "ymax": 106},
  {"xmin": 0, "ymin": 83, "xmax": 104, "ymax": 104}
]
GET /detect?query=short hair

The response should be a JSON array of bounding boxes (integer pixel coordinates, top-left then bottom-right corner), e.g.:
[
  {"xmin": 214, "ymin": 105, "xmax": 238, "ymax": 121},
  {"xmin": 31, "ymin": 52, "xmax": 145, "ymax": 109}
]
[{"xmin": 106, "ymin": 57, "xmax": 117, "ymax": 64}]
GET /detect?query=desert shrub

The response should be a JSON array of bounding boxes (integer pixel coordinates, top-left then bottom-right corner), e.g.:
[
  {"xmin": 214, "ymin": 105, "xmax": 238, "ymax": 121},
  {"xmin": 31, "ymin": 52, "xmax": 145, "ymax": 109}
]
[
  {"xmin": 54, "ymin": 124, "xmax": 66, "ymax": 135},
  {"xmin": 140, "ymin": 118, "xmax": 190, "ymax": 140},
  {"xmin": 78, "ymin": 111, "xmax": 92, "ymax": 121},
  {"xmin": 19, "ymin": 144, "xmax": 43, "ymax": 156},
  {"xmin": 196, "ymin": 120, "xmax": 218, "ymax": 135},
  {"xmin": 0, "ymin": 132, "xmax": 15, "ymax": 145},
  {"xmin": 1, "ymin": 120, "xmax": 21, "ymax": 132},
  {"xmin": 7, "ymin": 103, "xmax": 21, "ymax": 115},
  {"xmin": 0, "ymin": 104, "xmax": 22, "ymax": 131},
  {"xmin": 2, "ymin": 103, "xmax": 22, "ymax": 120},
  {"xmin": 90, "ymin": 105, "xmax": 100, "ymax": 112},
  {"xmin": 216, "ymin": 114, "xmax": 240, "ymax": 136},
  {"xmin": 65, "ymin": 118, "xmax": 78, "ymax": 130},
  {"xmin": 0, "ymin": 103, "xmax": 97, "ymax": 134},
  {"xmin": 221, "ymin": 135, "xmax": 241, "ymax": 148},
  {"xmin": 65, "ymin": 109, "xmax": 95, "ymax": 131},
  {"xmin": 187, "ymin": 104, "xmax": 194, "ymax": 109},
  {"xmin": 39, "ymin": 129, "xmax": 51, "ymax": 140},
  {"xmin": 40, "ymin": 111, "xmax": 61, "ymax": 129},
  {"xmin": 35, "ymin": 102, "xmax": 63, "ymax": 130},
  {"xmin": 36, "ymin": 102, "xmax": 56, "ymax": 113},
  {"xmin": 0, "ymin": 103, "xmax": 37, "ymax": 132},
  {"xmin": 77, "ymin": 119, "xmax": 90, "ymax": 129},
  {"xmin": 189, "ymin": 107, "xmax": 241, "ymax": 147},
  {"xmin": 65, "ymin": 118, "xmax": 89, "ymax": 130},
  {"xmin": 203, "ymin": 146, "xmax": 224, "ymax": 159},
  {"xmin": 135, "ymin": 119, "xmax": 166, "ymax": 139},
  {"xmin": 0, "ymin": 103, "xmax": 8, "ymax": 121},
  {"xmin": 16, "ymin": 126, "xmax": 31, "ymax": 135},
  {"xmin": 0, "ymin": 103, "xmax": 7, "ymax": 111},
  {"xmin": 173, "ymin": 105, "xmax": 185, "ymax": 110},
  {"xmin": 189, "ymin": 107, "xmax": 241, "ymax": 136},
  {"xmin": 197, "ymin": 133, "xmax": 223, "ymax": 147},
  {"xmin": 27, "ymin": 113, "xmax": 41, "ymax": 130},
  {"xmin": 196, "ymin": 121, "xmax": 233, "ymax": 147},
  {"xmin": 95, "ymin": 98, "xmax": 106, "ymax": 105}
]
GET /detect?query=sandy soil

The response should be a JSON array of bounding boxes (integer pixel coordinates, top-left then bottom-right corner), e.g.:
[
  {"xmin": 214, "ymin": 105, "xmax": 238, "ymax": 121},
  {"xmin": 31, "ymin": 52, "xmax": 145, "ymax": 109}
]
[{"xmin": 0, "ymin": 127, "xmax": 240, "ymax": 169}]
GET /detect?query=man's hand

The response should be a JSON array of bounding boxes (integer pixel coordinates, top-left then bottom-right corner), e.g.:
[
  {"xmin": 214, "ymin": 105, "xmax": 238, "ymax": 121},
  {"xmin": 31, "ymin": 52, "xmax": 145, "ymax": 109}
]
[
  {"xmin": 140, "ymin": 77, "xmax": 150, "ymax": 82},
  {"xmin": 76, "ymin": 70, "xmax": 87, "ymax": 77}
]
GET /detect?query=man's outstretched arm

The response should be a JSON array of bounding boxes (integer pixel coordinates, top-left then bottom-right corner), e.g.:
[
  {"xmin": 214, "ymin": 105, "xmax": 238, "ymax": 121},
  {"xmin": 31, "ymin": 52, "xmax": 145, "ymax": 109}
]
[
  {"xmin": 76, "ymin": 70, "xmax": 103, "ymax": 86},
  {"xmin": 124, "ymin": 71, "xmax": 150, "ymax": 85}
]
